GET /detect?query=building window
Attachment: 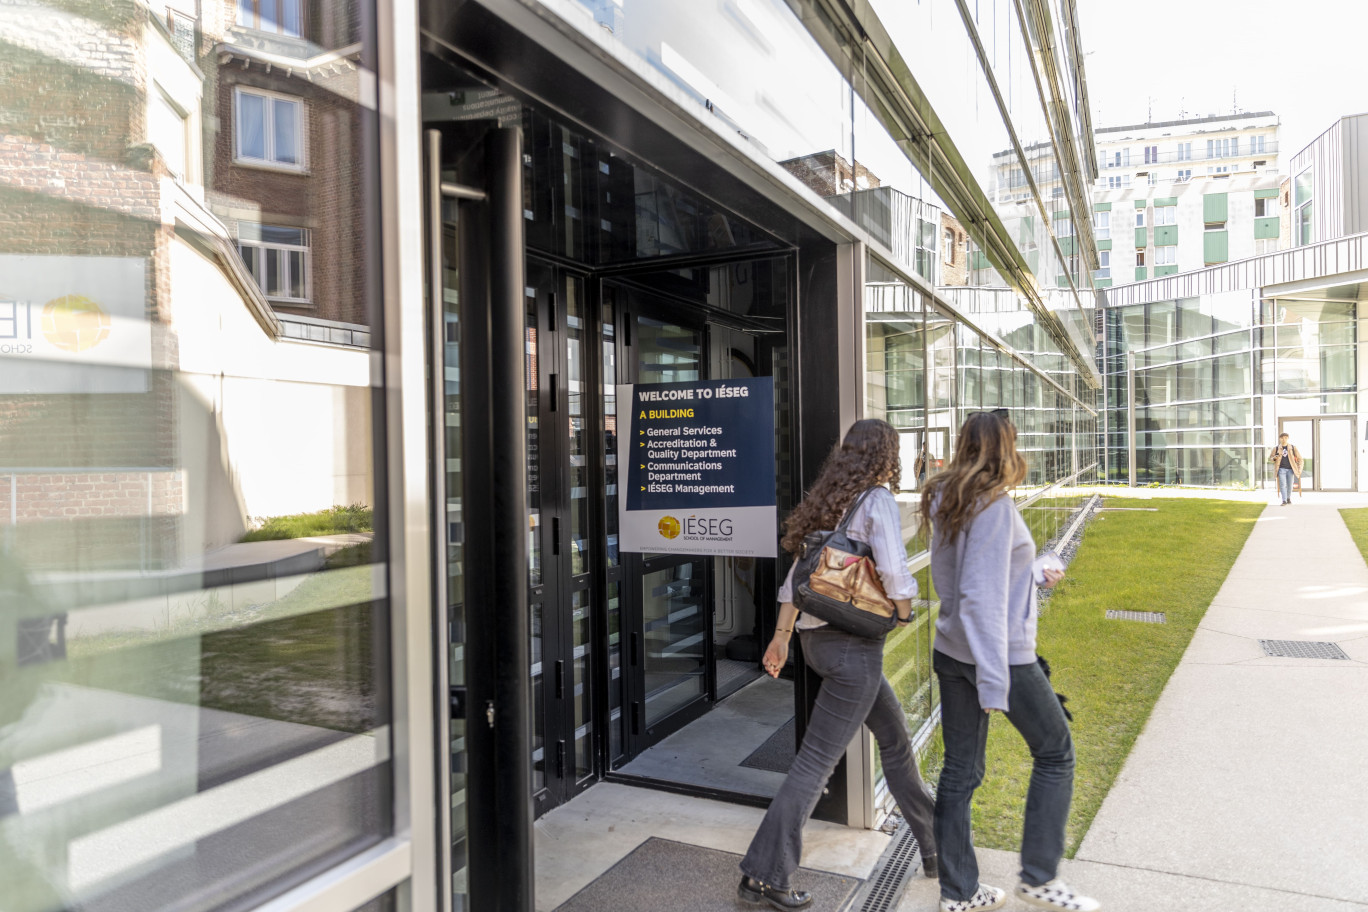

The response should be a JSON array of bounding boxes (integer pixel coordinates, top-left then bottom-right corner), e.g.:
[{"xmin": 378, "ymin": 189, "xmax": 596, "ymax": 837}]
[
  {"xmin": 1176, "ymin": 169, "xmax": 1192, "ymax": 182},
  {"xmin": 237, "ymin": 0, "xmax": 302, "ymax": 36},
  {"xmin": 1251, "ymin": 134, "xmax": 1267, "ymax": 155},
  {"xmin": 1136, "ymin": 209, "xmax": 1146, "ymax": 227},
  {"xmin": 1056, "ymin": 215, "xmax": 1074, "ymax": 238},
  {"xmin": 1155, "ymin": 245, "xmax": 1177, "ymax": 266},
  {"xmin": 238, "ymin": 223, "xmax": 310, "ymax": 303},
  {"xmin": 1207, "ymin": 137, "xmax": 1237, "ymax": 159},
  {"xmin": 1155, "ymin": 205, "xmax": 1176, "ymax": 226},
  {"xmin": 149, "ymin": 87, "xmax": 190, "ymax": 182},
  {"xmin": 1148, "ymin": 171, "xmax": 1159, "ymax": 186},
  {"xmin": 1295, "ymin": 167, "xmax": 1314, "ymax": 244},
  {"xmin": 1143, "ymin": 145, "xmax": 1158, "ymax": 164},
  {"xmin": 234, "ymin": 88, "xmax": 304, "ymax": 170},
  {"xmin": 1177, "ymin": 142, "xmax": 1192, "ymax": 161},
  {"xmin": 1107, "ymin": 176, "xmax": 1122, "ymax": 189},
  {"xmin": 1094, "ymin": 209, "xmax": 1110, "ymax": 240},
  {"xmin": 1096, "ymin": 250, "xmax": 1111, "ymax": 280},
  {"xmin": 1136, "ymin": 249, "xmax": 1146, "ymax": 266},
  {"xmin": 1255, "ymin": 197, "xmax": 1278, "ymax": 217},
  {"xmin": 943, "ymin": 229, "xmax": 956, "ymax": 265}
]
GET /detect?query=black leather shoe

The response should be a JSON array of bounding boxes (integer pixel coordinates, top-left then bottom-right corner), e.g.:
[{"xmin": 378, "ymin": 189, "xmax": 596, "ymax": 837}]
[
  {"xmin": 738, "ymin": 876, "xmax": 813, "ymax": 910},
  {"xmin": 922, "ymin": 853, "xmax": 939, "ymax": 879}
]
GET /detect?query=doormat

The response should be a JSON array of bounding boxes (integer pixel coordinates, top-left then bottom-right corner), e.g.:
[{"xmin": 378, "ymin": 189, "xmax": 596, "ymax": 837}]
[
  {"xmin": 739, "ymin": 716, "xmax": 796, "ymax": 773},
  {"xmin": 551, "ymin": 837, "xmax": 860, "ymax": 912}
]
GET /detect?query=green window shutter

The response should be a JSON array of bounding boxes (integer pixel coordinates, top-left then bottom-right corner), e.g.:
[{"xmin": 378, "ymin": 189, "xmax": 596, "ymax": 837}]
[
  {"xmin": 1134, "ymin": 266, "xmax": 1148, "ymax": 281},
  {"xmin": 1153, "ymin": 196, "xmax": 1178, "ymax": 207},
  {"xmin": 1058, "ymin": 236, "xmax": 1076, "ymax": 256},
  {"xmin": 1135, "ymin": 199, "xmax": 1148, "ymax": 208},
  {"xmin": 1203, "ymin": 230, "xmax": 1229, "ymax": 264},
  {"xmin": 1093, "ymin": 202, "xmax": 1112, "ymax": 212},
  {"xmin": 1095, "ymin": 278, "xmax": 1113, "ymax": 288},
  {"xmin": 1056, "ymin": 274, "xmax": 1071, "ymax": 288},
  {"xmin": 1254, "ymin": 216, "xmax": 1280, "ymax": 239},
  {"xmin": 1097, "ymin": 239, "xmax": 1112, "ymax": 251},
  {"xmin": 1254, "ymin": 188, "xmax": 1279, "ymax": 199},
  {"xmin": 1155, "ymin": 265, "xmax": 1180, "ymax": 277},
  {"xmin": 1135, "ymin": 227, "xmax": 1147, "ymax": 248},
  {"xmin": 1203, "ymin": 193, "xmax": 1228, "ymax": 223},
  {"xmin": 1154, "ymin": 225, "xmax": 1178, "ymax": 246}
]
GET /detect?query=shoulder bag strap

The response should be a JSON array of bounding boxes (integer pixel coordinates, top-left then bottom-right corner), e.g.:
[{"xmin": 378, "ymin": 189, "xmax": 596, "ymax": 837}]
[{"xmin": 835, "ymin": 485, "xmax": 883, "ymax": 534}]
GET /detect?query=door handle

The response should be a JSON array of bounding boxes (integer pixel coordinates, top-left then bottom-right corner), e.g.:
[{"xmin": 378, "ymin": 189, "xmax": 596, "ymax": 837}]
[
  {"xmin": 551, "ymin": 516, "xmax": 560, "ymax": 555},
  {"xmin": 630, "ymin": 632, "xmax": 639, "ymax": 666},
  {"xmin": 555, "ymin": 659, "xmax": 565, "ymax": 699},
  {"xmin": 549, "ymin": 372, "xmax": 558, "ymax": 411}
]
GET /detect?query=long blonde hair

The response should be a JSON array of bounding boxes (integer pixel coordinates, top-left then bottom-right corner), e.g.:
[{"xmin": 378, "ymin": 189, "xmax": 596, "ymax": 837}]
[
  {"xmin": 781, "ymin": 419, "xmax": 900, "ymax": 553},
  {"xmin": 920, "ymin": 412, "xmax": 1026, "ymax": 541}
]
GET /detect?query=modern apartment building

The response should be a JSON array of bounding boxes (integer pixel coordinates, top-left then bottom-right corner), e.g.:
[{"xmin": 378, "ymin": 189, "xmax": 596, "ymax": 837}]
[
  {"xmin": 1098, "ymin": 116, "xmax": 1367, "ymax": 493},
  {"xmin": 1087, "ymin": 113, "xmax": 1284, "ymax": 288},
  {"xmin": 2, "ymin": 1, "xmax": 1104, "ymax": 912}
]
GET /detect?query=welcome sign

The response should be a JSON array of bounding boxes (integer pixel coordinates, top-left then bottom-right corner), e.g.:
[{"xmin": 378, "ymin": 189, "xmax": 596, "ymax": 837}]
[{"xmin": 616, "ymin": 376, "xmax": 776, "ymax": 557}]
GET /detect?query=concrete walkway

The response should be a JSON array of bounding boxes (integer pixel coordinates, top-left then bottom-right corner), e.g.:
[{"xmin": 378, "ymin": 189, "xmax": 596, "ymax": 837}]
[{"xmin": 897, "ymin": 492, "xmax": 1368, "ymax": 911}]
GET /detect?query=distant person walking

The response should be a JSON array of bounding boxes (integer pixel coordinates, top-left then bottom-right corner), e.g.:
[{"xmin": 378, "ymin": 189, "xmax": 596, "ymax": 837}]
[
  {"xmin": 914, "ymin": 438, "xmax": 931, "ymax": 489},
  {"xmin": 737, "ymin": 419, "xmax": 937, "ymax": 911},
  {"xmin": 922, "ymin": 411, "xmax": 1099, "ymax": 912},
  {"xmin": 1269, "ymin": 432, "xmax": 1303, "ymax": 505}
]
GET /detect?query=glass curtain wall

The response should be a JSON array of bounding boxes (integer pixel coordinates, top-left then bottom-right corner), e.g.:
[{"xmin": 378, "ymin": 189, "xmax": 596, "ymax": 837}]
[
  {"xmin": 1, "ymin": 0, "xmax": 393, "ymax": 910},
  {"xmin": 1098, "ymin": 292, "xmax": 1356, "ymax": 488},
  {"xmin": 864, "ymin": 255, "xmax": 1097, "ymax": 746}
]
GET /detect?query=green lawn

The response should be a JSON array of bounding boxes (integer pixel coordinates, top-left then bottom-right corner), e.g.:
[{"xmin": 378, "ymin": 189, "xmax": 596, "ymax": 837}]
[
  {"xmin": 240, "ymin": 504, "xmax": 372, "ymax": 541},
  {"xmin": 931, "ymin": 497, "xmax": 1263, "ymax": 856},
  {"xmin": 1339, "ymin": 508, "xmax": 1368, "ymax": 567}
]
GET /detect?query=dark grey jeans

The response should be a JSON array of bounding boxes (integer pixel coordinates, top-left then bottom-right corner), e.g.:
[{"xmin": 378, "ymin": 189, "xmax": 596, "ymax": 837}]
[
  {"xmin": 740, "ymin": 627, "xmax": 937, "ymax": 889},
  {"xmin": 933, "ymin": 649, "xmax": 1075, "ymax": 901}
]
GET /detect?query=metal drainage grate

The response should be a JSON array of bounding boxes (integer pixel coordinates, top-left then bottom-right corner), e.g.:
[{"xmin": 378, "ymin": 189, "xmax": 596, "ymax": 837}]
[
  {"xmin": 852, "ymin": 821, "xmax": 922, "ymax": 912},
  {"xmin": 1106, "ymin": 610, "xmax": 1167, "ymax": 624},
  {"xmin": 1259, "ymin": 639, "xmax": 1350, "ymax": 660}
]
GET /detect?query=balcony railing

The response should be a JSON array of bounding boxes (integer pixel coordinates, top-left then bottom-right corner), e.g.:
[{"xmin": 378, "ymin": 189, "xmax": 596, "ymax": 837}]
[{"xmin": 1100, "ymin": 141, "xmax": 1280, "ymax": 168}]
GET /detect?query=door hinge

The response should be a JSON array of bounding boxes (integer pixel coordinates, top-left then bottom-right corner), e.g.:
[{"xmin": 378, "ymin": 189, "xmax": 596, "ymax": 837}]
[{"xmin": 485, "ymin": 700, "xmax": 496, "ymax": 729}]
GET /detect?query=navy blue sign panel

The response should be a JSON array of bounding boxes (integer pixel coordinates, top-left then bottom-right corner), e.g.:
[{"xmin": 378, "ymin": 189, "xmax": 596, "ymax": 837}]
[{"xmin": 616, "ymin": 377, "xmax": 777, "ymax": 557}]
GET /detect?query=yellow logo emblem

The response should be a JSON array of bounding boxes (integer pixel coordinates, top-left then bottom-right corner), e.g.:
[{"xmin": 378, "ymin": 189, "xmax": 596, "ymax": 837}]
[
  {"xmin": 658, "ymin": 516, "xmax": 681, "ymax": 539},
  {"xmin": 42, "ymin": 295, "xmax": 110, "ymax": 352}
]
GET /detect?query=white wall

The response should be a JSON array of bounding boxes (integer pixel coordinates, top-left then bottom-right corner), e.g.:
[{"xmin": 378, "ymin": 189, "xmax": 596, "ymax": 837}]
[{"xmin": 168, "ymin": 235, "xmax": 373, "ymax": 553}]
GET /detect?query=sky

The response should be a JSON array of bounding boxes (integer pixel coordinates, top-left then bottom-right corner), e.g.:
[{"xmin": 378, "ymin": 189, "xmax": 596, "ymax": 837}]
[{"xmin": 1079, "ymin": 0, "xmax": 1368, "ymax": 169}]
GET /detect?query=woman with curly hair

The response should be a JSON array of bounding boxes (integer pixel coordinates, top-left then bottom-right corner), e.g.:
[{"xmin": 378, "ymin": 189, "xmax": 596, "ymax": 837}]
[
  {"xmin": 738, "ymin": 419, "xmax": 937, "ymax": 911},
  {"xmin": 922, "ymin": 411, "xmax": 1098, "ymax": 912}
]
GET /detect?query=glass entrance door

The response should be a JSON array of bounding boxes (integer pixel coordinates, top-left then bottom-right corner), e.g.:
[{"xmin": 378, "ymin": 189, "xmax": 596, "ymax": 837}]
[
  {"xmin": 616, "ymin": 300, "xmax": 714, "ymax": 751},
  {"xmin": 1279, "ymin": 416, "xmax": 1357, "ymax": 491}
]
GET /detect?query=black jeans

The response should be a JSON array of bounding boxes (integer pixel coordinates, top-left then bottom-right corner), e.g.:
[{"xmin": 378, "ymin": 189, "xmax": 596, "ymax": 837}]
[
  {"xmin": 740, "ymin": 627, "xmax": 937, "ymax": 888},
  {"xmin": 933, "ymin": 649, "xmax": 1075, "ymax": 901}
]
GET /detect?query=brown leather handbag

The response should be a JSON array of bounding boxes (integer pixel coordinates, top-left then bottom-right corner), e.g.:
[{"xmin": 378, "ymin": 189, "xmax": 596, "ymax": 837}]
[{"xmin": 792, "ymin": 487, "xmax": 900, "ymax": 639}]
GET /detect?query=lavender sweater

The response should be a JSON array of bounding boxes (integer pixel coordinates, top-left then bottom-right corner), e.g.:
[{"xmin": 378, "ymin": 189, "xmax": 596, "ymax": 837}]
[{"xmin": 930, "ymin": 492, "xmax": 1039, "ymax": 711}]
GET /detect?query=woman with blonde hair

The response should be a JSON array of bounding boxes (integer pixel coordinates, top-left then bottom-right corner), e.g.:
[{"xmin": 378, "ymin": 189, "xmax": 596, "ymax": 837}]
[
  {"xmin": 921, "ymin": 411, "xmax": 1099, "ymax": 912},
  {"xmin": 737, "ymin": 419, "xmax": 937, "ymax": 911}
]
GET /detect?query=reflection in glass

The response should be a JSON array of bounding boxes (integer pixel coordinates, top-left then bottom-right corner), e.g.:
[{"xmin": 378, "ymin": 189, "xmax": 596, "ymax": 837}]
[{"xmin": 0, "ymin": 0, "xmax": 390, "ymax": 908}]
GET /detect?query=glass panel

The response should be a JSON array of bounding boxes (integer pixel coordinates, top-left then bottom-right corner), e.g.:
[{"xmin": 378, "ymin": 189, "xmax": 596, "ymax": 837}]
[
  {"xmin": 273, "ymin": 99, "xmax": 299, "ymax": 165},
  {"xmin": 281, "ymin": 0, "xmax": 301, "ymax": 37},
  {"xmin": 238, "ymin": 92, "xmax": 267, "ymax": 160},
  {"xmin": 641, "ymin": 561, "xmax": 706, "ymax": 727},
  {"xmin": 1319, "ymin": 419, "xmax": 1354, "ymax": 490},
  {"xmin": 260, "ymin": 0, "xmax": 279, "ymax": 31},
  {"xmin": 571, "ymin": 589, "xmax": 593, "ymax": 779},
  {"xmin": 602, "ymin": 302, "xmax": 619, "ymax": 569},
  {"xmin": 440, "ymin": 199, "xmax": 468, "ymax": 908},
  {"xmin": 606, "ymin": 581, "xmax": 623, "ymax": 762},
  {"xmin": 288, "ymin": 250, "xmax": 306, "ymax": 299},
  {"xmin": 565, "ymin": 281, "xmax": 589, "ymax": 575},
  {"xmin": 0, "ymin": 0, "xmax": 390, "ymax": 907},
  {"xmin": 1282, "ymin": 419, "xmax": 1315, "ymax": 489},
  {"xmin": 636, "ymin": 316, "xmax": 701, "ymax": 383}
]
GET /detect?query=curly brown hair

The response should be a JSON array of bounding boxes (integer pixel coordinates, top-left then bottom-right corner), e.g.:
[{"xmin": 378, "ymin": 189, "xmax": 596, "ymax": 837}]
[
  {"xmin": 780, "ymin": 419, "xmax": 901, "ymax": 553},
  {"xmin": 919, "ymin": 411, "xmax": 1026, "ymax": 541}
]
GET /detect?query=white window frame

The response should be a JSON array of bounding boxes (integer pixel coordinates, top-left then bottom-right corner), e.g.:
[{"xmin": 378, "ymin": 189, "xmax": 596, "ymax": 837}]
[
  {"xmin": 1143, "ymin": 145, "xmax": 1158, "ymax": 164},
  {"xmin": 234, "ymin": 86, "xmax": 307, "ymax": 171},
  {"xmin": 1176, "ymin": 169, "xmax": 1192, "ymax": 183},
  {"xmin": 1135, "ymin": 209, "xmax": 1146, "ymax": 228},
  {"xmin": 1255, "ymin": 197, "xmax": 1278, "ymax": 218},
  {"xmin": 238, "ymin": 223, "xmax": 312, "ymax": 304},
  {"xmin": 1177, "ymin": 142, "xmax": 1191, "ymax": 161},
  {"xmin": 1093, "ymin": 209, "xmax": 1110, "ymax": 240},
  {"xmin": 1155, "ymin": 245, "xmax": 1177, "ymax": 266},
  {"xmin": 236, "ymin": 0, "xmax": 302, "ymax": 37},
  {"xmin": 1155, "ymin": 205, "xmax": 1177, "ymax": 226},
  {"xmin": 1096, "ymin": 250, "xmax": 1111, "ymax": 280},
  {"xmin": 1136, "ymin": 249, "xmax": 1147, "ymax": 267},
  {"xmin": 943, "ymin": 228, "xmax": 956, "ymax": 265},
  {"xmin": 149, "ymin": 84, "xmax": 192, "ymax": 183}
]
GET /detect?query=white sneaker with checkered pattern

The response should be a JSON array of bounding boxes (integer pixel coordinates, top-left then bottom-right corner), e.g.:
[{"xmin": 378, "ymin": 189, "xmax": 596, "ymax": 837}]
[
  {"xmin": 1015, "ymin": 879, "xmax": 1100, "ymax": 911},
  {"xmin": 938, "ymin": 883, "xmax": 1006, "ymax": 912}
]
